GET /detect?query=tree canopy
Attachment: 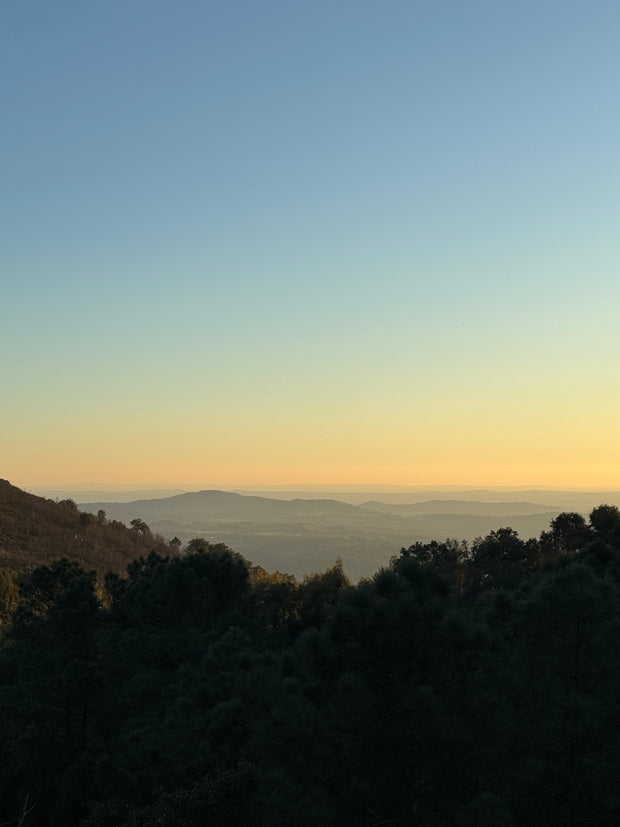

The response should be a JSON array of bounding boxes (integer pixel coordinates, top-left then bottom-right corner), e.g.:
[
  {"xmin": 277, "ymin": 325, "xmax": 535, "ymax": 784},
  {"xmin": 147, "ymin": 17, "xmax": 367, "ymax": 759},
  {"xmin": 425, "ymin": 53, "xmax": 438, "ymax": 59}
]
[{"xmin": 1, "ymin": 506, "xmax": 620, "ymax": 825}]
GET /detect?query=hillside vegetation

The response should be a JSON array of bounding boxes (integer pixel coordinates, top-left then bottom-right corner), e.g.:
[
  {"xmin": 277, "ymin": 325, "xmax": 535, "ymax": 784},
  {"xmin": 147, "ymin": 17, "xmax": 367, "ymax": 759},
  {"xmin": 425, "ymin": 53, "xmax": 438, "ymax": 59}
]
[
  {"xmin": 1, "ymin": 481, "xmax": 620, "ymax": 825},
  {"xmin": 0, "ymin": 479, "xmax": 173, "ymax": 575}
]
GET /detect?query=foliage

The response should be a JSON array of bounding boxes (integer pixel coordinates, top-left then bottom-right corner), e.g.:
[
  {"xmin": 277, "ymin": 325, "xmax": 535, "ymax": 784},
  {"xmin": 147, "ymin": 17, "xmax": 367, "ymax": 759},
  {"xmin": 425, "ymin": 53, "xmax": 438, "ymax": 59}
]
[
  {"xmin": 0, "ymin": 479, "xmax": 174, "ymax": 576},
  {"xmin": 1, "ymin": 500, "xmax": 620, "ymax": 825}
]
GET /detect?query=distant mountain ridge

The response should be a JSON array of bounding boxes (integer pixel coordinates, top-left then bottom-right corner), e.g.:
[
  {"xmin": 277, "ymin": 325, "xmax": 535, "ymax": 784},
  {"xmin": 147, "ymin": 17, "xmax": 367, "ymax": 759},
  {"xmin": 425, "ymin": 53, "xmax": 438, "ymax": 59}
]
[
  {"xmin": 6, "ymin": 480, "xmax": 617, "ymax": 581},
  {"xmin": 234, "ymin": 488, "xmax": 620, "ymax": 508},
  {"xmin": 79, "ymin": 489, "xmax": 565, "ymax": 525},
  {"xmin": 35, "ymin": 485, "xmax": 620, "ymax": 510},
  {"xmin": 79, "ymin": 489, "xmax": 366, "ymax": 523},
  {"xmin": 361, "ymin": 499, "xmax": 561, "ymax": 516},
  {"xmin": 79, "ymin": 488, "xmax": 569, "ymax": 580}
]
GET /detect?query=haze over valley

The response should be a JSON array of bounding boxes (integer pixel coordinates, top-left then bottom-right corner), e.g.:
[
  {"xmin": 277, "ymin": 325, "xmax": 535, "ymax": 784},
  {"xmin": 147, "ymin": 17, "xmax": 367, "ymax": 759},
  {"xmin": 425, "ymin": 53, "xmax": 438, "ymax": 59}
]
[{"xmin": 69, "ymin": 486, "xmax": 619, "ymax": 580}]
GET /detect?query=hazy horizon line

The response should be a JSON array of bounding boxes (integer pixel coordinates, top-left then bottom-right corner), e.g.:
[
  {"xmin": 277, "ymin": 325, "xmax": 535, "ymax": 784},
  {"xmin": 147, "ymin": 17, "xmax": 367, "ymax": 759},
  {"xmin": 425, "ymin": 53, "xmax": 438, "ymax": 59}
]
[{"xmin": 25, "ymin": 481, "xmax": 620, "ymax": 495}]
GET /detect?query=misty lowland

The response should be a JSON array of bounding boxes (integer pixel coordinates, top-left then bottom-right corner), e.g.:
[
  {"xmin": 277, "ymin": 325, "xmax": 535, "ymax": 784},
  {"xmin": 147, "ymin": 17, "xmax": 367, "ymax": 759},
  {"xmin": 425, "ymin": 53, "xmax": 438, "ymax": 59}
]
[
  {"xmin": 3, "ymin": 480, "xmax": 620, "ymax": 824},
  {"xmin": 75, "ymin": 486, "xmax": 619, "ymax": 581}
]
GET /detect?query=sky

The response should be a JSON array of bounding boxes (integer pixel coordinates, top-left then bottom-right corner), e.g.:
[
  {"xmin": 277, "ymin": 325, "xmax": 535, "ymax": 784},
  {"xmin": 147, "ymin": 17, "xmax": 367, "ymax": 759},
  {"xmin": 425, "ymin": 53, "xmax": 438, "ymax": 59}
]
[{"xmin": 2, "ymin": 0, "xmax": 620, "ymax": 491}]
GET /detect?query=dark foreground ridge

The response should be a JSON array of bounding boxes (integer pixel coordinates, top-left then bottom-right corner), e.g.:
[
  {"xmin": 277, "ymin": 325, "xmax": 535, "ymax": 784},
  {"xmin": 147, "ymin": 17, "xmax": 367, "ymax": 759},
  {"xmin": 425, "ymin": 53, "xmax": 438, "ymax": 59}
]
[{"xmin": 1, "ymin": 479, "xmax": 620, "ymax": 825}]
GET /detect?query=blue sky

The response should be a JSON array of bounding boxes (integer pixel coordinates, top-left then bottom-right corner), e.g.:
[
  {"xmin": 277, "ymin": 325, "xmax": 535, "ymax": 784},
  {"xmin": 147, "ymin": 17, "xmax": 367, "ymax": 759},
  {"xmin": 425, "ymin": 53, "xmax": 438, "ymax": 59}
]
[{"xmin": 3, "ymin": 1, "xmax": 620, "ymax": 488}]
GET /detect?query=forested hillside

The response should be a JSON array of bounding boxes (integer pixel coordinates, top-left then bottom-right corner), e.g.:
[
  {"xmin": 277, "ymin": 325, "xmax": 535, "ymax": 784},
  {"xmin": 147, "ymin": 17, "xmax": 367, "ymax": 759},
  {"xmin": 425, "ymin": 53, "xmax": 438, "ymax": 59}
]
[
  {"xmin": 1, "ymin": 488, "xmax": 620, "ymax": 825},
  {"xmin": 0, "ymin": 479, "xmax": 173, "ymax": 575}
]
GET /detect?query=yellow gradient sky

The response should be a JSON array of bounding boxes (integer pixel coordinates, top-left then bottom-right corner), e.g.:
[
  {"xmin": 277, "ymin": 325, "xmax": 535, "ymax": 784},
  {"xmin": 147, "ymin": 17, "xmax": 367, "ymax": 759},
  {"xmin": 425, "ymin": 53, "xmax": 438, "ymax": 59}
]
[{"xmin": 3, "ymin": 2, "xmax": 620, "ymax": 491}]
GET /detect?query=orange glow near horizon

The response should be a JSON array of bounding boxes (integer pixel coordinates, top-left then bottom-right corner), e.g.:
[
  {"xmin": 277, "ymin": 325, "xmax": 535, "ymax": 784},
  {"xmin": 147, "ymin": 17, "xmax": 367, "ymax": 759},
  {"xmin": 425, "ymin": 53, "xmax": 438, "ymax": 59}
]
[
  {"xmin": 11, "ymin": 457, "xmax": 620, "ymax": 493},
  {"xmin": 6, "ymin": 399, "xmax": 619, "ymax": 492},
  {"xmin": 5, "ymin": 399, "xmax": 619, "ymax": 493}
]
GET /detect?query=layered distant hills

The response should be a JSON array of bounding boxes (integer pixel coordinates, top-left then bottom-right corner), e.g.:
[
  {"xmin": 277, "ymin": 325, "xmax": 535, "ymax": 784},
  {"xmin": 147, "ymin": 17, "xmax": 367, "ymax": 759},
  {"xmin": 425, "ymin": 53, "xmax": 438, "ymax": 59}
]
[
  {"xmin": 78, "ymin": 488, "xmax": 573, "ymax": 579},
  {"xmin": 360, "ymin": 499, "xmax": 559, "ymax": 516},
  {"xmin": 8, "ymin": 479, "xmax": 619, "ymax": 580}
]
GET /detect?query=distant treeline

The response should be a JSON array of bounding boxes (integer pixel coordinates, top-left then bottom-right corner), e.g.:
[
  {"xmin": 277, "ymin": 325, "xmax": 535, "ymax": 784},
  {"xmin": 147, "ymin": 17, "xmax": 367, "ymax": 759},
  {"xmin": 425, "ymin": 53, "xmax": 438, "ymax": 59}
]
[{"xmin": 1, "ymin": 506, "xmax": 620, "ymax": 825}]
